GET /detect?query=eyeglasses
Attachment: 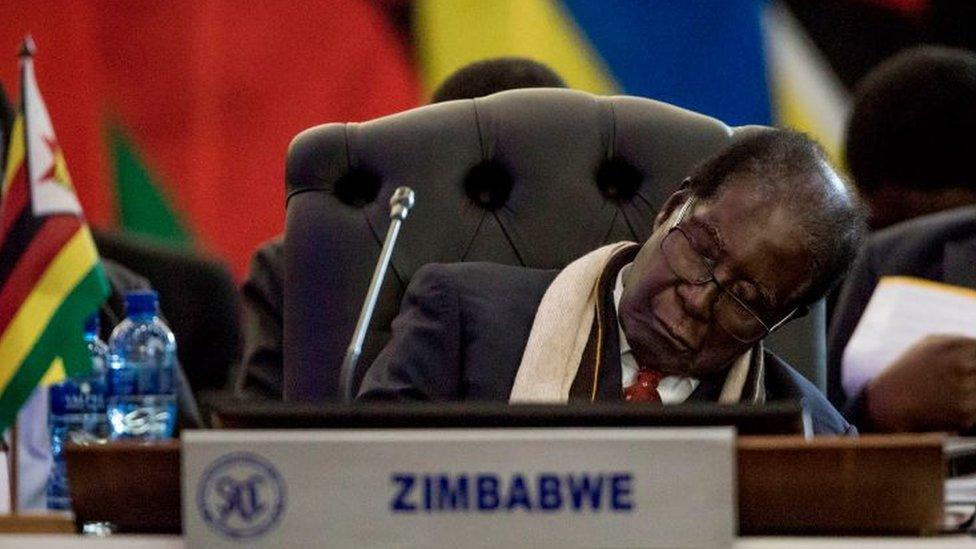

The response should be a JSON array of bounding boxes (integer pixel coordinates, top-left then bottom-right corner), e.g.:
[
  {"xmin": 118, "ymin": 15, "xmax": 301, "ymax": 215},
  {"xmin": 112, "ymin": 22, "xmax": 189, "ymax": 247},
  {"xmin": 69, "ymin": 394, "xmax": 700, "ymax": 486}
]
[{"xmin": 660, "ymin": 197, "xmax": 797, "ymax": 343}]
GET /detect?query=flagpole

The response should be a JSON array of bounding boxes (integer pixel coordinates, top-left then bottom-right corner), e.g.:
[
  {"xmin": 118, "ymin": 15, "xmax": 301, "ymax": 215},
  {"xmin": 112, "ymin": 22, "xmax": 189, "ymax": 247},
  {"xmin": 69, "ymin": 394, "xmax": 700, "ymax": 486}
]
[
  {"xmin": 8, "ymin": 425, "xmax": 16, "ymax": 513},
  {"xmin": 7, "ymin": 34, "xmax": 36, "ymax": 518}
]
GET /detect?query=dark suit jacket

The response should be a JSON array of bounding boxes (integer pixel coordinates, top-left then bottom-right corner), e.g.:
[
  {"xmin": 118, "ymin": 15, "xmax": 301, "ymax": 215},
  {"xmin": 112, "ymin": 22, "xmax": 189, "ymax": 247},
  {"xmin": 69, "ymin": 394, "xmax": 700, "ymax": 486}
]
[
  {"xmin": 94, "ymin": 230, "xmax": 242, "ymax": 393},
  {"xmin": 827, "ymin": 206, "xmax": 976, "ymax": 428},
  {"xmin": 359, "ymin": 262, "xmax": 854, "ymax": 435},
  {"xmin": 236, "ymin": 235, "xmax": 285, "ymax": 399}
]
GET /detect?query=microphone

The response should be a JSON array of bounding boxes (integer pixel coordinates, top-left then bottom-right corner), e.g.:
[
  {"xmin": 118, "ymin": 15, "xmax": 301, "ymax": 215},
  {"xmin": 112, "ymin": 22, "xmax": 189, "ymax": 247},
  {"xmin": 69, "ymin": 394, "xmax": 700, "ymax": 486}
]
[{"xmin": 339, "ymin": 186, "xmax": 415, "ymax": 402}]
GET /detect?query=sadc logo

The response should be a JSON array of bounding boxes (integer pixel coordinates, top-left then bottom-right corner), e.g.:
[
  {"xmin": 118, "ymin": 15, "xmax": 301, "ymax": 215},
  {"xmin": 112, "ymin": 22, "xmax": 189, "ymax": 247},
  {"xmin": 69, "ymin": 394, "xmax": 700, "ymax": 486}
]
[{"xmin": 197, "ymin": 452, "xmax": 287, "ymax": 540}]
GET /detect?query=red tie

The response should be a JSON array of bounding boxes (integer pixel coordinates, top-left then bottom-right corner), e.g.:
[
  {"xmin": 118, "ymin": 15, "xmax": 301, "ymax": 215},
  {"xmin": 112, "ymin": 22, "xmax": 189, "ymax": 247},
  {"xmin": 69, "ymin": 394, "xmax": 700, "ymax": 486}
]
[{"xmin": 624, "ymin": 369, "xmax": 665, "ymax": 403}]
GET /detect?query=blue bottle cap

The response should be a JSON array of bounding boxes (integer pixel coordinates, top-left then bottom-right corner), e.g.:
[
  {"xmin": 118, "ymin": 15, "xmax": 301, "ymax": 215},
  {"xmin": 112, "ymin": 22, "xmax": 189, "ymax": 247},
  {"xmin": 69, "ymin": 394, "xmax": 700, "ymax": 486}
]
[
  {"xmin": 124, "ymin": 290, "xmax": 159, "ymax": 317},
  {"xmin": 84, "ymin": 313, "xmax": 100, "ymax": 336}
]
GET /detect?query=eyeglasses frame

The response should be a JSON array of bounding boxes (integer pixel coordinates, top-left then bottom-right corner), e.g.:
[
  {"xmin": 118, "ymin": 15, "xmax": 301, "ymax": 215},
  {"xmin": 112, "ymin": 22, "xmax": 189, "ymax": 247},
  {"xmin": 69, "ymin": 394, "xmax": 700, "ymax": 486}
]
[{"xmin": 662, "ymin": 196, "xmax": 798, "ymax": 343}]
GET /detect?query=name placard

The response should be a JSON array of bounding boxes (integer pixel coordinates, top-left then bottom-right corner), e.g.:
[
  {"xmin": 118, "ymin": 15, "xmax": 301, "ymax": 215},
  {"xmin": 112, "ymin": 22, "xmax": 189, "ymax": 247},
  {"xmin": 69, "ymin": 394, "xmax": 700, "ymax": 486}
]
[{"xmin": 183, "ymin": 428, "xmax": 735, "ymax": 548}]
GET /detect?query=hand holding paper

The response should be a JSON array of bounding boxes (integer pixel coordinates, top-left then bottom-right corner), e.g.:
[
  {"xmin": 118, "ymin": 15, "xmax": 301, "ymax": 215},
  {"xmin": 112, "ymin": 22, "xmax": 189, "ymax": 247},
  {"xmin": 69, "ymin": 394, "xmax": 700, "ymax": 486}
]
[
  {"xmin": 842, "ymin": 277, "xmax": 976, "ymax": 431},
  {"xmin": 865, "ymin": 335, "xmax": 976, "ymax": 431}
]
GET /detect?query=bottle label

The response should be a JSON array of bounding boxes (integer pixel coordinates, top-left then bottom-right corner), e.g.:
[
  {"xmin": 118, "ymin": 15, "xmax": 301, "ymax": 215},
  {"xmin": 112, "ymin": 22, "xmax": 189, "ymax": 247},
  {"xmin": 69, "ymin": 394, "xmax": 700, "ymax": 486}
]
[
  {"xmin": 107, "ymin": 357, "xmax": 174, "ymax": 397},
  {"xmin": 107, "ymin": 364, "xmax": 139, "ymax": 397},
  {"xmin": 49, "ymin": 378, "xmax": 107, "ymax": 415},
  {"xmin": 107, "ymin": 395, "xmax": 177, "ymax": 440}
]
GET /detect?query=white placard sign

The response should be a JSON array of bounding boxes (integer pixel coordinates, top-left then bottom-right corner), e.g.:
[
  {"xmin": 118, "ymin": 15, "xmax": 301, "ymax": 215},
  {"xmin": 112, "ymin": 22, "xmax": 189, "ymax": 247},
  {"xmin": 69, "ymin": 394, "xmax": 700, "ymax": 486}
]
[{"xmin": 183, "ymin": 428, "xmax": 735, "ymax": 548}]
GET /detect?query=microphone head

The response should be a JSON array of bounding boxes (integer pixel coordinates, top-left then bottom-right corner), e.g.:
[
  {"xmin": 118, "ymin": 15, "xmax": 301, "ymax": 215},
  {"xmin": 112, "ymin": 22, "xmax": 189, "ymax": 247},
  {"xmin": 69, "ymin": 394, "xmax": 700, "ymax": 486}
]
[{"xmin": 389, "ymin": 186, "xmax": 415, "ymax": 220}]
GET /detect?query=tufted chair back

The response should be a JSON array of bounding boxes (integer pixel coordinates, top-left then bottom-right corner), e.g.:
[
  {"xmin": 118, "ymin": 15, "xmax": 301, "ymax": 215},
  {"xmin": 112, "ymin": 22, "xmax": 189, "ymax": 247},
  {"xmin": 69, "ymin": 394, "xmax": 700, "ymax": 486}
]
[{"xmin": 283, "ymin": 89, "xmax": 826, "ymax": 402}]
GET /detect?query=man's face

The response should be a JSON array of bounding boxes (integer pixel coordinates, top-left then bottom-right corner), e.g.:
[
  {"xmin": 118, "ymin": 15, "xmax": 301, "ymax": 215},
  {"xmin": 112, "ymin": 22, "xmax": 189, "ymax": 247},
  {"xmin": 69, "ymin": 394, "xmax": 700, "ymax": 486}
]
[{"xmin": 618, "ymin": 176, "xmax": 814, "ymax": 378}]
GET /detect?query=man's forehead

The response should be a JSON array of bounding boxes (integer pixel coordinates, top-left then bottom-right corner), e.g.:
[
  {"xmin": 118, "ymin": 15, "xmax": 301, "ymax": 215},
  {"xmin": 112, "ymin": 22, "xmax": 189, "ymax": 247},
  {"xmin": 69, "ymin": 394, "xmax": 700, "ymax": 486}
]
[
  {"xmin": 687, "ymin": 193, "xmax": 808, "ymax": 309},
  {"xmin": 683, "ymin": 215, "xmax": 777, "ymax": 307}
]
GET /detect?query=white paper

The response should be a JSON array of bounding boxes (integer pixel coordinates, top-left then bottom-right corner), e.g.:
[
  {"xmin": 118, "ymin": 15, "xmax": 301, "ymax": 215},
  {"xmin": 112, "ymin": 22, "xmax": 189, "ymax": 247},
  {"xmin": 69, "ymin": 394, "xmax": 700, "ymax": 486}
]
[
  {"xmin": 842, "ymin": 276, "xmax": 976, "ymax": 399},
  {"xmin": 947, "ymin": 475, "xmax": 976, "ymax": 504}
]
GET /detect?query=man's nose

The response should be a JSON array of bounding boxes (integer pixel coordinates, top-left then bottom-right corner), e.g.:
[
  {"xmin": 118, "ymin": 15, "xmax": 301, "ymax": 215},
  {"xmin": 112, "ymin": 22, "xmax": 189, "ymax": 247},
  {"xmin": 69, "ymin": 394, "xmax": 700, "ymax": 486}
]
[{"xmin": 676, "ymin": 279, "xmax": 721, "ymax": 321}]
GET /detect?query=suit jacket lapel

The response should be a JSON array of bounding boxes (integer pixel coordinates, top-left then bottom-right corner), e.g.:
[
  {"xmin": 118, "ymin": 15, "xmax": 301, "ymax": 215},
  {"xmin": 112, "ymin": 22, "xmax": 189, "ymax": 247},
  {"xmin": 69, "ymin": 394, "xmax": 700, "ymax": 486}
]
[
  {"xmin": 943, "ymin": 236, "xmax": 976, "ymax": 289},
  {"xmin": 568, "ymin": 245, "xmax": 636, "ymax": 401},
  {"xmin": 688, "ymin": 374, "xmax": 725, "ymax": 401},
  {"xmin": 593, "ymin": 297, "xmax": 623, "ymax": 402}
]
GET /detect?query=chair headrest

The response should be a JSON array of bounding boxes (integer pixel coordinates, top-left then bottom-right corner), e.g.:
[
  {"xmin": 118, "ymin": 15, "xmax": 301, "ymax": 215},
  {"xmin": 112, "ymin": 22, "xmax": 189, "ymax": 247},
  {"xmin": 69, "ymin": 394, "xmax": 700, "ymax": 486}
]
[{"xmin": 285, "ymin": 88, "xmax": 740, "ymax": 278}]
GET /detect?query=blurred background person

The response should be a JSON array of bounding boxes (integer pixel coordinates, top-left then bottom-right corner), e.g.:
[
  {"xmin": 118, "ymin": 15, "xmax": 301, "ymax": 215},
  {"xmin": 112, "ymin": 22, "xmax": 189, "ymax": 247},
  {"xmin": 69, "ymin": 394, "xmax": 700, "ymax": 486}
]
[
  {"xmin": 844, "ymin": 46, "xmax": 976, "ymax": 231},
  {"xmin": 828, "ymin": 206, "xmax": 976, "ymax": 432},
  {"xmin": 828, "ymin": 45, "xmax": 976, "ymax": 432},
  {"xmin": 429, "ymin": 57, "xmax": 567, "ymax": 103}
]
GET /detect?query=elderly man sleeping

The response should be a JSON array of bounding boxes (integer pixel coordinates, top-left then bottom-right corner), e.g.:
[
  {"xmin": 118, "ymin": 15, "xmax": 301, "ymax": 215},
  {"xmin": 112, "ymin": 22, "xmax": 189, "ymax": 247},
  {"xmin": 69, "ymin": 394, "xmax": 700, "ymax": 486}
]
[{"xmin": 358, "ymin": 129, "xmax": 866, "ymax": 435}]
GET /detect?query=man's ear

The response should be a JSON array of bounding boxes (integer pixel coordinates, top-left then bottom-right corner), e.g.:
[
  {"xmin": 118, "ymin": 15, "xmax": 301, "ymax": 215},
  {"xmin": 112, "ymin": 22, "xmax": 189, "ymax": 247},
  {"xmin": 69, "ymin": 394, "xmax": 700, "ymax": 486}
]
[{"xmin": 654, "ymin": 184, "xmax": 693, "ymax": 230}]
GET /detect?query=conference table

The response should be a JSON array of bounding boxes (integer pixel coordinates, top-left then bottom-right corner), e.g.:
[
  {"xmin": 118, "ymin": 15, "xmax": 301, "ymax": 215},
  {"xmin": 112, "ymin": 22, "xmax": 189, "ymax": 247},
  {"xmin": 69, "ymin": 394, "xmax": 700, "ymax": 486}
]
[
  {"xmin": 0, "ymin": 535, "xmax": 974, "ymax": 547},
  {"xmin": 26, "ymin": 408, "xmax": 975, "ymax": 547}
]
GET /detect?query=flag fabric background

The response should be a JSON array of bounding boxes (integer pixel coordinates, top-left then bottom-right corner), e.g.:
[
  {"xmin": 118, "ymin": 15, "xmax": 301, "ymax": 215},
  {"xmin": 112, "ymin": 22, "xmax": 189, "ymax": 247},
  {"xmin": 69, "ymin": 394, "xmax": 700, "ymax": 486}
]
[
  {"xmin": 0, "ymin": 44, "xmax": 109, "ymax": 432},
  {"xmin": 415, "ymin": 0, "xmax": 841, "ymax": 158},
  {"xmin": 1, "ymin": 1, "xmax": 967, "ymax": 277},
  {"xmin": 0, "ymin": 0, "xmax": 422, "ymax": 277}
]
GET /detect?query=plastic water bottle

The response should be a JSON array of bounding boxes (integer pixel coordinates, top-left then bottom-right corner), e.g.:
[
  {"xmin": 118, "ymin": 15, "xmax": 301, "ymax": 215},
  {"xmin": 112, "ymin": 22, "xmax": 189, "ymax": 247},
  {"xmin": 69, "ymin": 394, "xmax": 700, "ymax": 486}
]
[
  {"xmin": 47, "ymin": 313, "xmax": 109, "ymax": 510},
  {"xmin": 107, "ymin": 290, "xmax": 178, "ymax": 440}
]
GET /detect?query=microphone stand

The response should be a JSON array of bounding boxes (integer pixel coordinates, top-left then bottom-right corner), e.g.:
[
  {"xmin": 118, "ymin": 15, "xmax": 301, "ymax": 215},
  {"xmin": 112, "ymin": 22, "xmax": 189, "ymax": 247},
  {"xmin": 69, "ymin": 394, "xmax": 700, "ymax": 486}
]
[{"xmin": 339, "ymin": 187, "xmax": 415, "ymax": 402}]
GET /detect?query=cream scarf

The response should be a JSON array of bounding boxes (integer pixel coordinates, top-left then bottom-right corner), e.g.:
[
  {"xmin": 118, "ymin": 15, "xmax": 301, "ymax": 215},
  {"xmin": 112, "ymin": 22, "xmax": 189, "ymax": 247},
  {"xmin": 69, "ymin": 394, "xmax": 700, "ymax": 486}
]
[{"xmin": 509, "ymin": 243, "xmax": 763, "ymax": 404}]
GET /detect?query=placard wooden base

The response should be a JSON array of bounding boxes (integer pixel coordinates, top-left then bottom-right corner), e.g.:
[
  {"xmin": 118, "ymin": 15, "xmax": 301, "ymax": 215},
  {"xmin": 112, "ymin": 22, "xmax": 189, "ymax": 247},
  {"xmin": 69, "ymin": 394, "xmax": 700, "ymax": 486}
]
[
  {"xmin": 738, "ymin": 434, "xmax": 944, "ymax": 536},
  {"xmin": 0, "ymin": 513, "xmax": 75, "ymax": 533},
  {"xmin": 62, "ymin": 434, "xmax": 947, "ymax": 537},
  {"xmin": 65, "ymin": 440, "xmax": 181, "ymax": 534}
]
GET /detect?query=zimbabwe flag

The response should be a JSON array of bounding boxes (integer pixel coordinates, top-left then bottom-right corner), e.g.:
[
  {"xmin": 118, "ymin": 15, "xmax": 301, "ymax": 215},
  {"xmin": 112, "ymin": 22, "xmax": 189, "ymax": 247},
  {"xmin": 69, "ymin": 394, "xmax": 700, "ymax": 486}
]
[{"xmin": 0, "ymin": 38, "xmax": 109, "ymax": 432}]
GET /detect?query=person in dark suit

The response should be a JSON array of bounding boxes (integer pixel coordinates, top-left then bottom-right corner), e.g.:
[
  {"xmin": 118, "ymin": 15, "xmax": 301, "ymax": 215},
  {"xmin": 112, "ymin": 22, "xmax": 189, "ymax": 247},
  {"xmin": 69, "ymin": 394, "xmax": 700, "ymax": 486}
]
[
  {"xmin": 827, "ymin": 207, "xmax": 976, "ymax": 431},
  {"xmin": 845, "ymin": 46, "xmax": 976, "ymax": 231},
  {"xmin": 827, "ymin": 46, "xmax": 976, "ymax": 432},
  {"xmin": 358, "ymin": 130, "xmax": 866, "ymax": 435},
  {"xmin": 237, "ymin": 58, "xmax": 567, "ymax": 399},
  {"xmin": 93, "ymin": 230, "xmax": 242, "ymax": 395}
]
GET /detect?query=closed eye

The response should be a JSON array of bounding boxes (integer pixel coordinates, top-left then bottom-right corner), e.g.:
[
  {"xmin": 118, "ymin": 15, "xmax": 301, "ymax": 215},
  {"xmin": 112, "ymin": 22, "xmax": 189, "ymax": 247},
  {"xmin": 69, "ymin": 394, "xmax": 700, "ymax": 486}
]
[
  {"xmin": 682, "ymin": 216, "xmax": 776, "ymax": 315},
  {"xmin": 683, "ymin": 223, "xmax": 722, "ymax": 263},
  {"xmin": 728, "ymin": 282, "xmax": 761, "ymax": 310},
  {"xmin": 730, "ymin": 280, "xmax": 778, "ymax": 318}
]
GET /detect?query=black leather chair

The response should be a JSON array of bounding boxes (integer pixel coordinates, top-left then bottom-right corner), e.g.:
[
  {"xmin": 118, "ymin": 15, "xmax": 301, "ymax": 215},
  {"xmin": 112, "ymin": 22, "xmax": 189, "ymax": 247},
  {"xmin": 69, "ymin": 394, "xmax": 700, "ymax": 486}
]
[{"xmin": 283, "ymin": 88, "xmax": 826, "ymax": 402}]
